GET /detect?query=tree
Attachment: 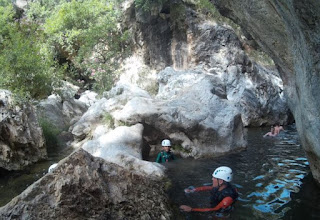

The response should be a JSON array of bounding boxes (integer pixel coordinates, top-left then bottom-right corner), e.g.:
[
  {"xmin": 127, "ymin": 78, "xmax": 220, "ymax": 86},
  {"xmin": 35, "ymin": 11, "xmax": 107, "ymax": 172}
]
[
  {"xmin": 41, "ymin": 0, "xmax": 130, "ymax": 93},
  {"xmin": 0, "ymin": 2, "xmax": 62, "ymax": 99}
]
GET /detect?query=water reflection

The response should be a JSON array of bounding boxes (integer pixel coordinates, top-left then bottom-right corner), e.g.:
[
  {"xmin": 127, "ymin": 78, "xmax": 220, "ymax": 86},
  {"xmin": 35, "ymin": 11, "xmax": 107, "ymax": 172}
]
[
  {"xmin": 166, "ymin": 125, "xmax": 317, "ymax": 219},
  {"xmin": 0, "ymin": 142, "xmax": 72, "ymax": 207}
]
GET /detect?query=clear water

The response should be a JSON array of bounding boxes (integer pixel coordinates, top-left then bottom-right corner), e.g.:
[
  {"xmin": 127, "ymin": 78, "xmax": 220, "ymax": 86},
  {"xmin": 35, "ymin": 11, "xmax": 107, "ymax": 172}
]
[
  {"xmin": 0, "ymin": 141, "xmax": 73, "ymax": 207},
  {"xmin": 1, "ymin": 125, "xmax": 320, "ymax": 220},
  {"xmin": 165, "ymin": 125, "xmax": 320, "ymax": 219}
]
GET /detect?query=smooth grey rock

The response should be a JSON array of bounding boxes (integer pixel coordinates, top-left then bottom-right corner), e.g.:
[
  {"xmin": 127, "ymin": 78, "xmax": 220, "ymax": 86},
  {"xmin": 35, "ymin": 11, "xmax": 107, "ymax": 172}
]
[
  {"xmin": 37, "ymin": 94, "xmax": 87, "ymax": 131},
  {"xmin": 82, "ymin": 123, "xmax": 165, "ymax": 177},
  {"xmin": 113, "ymin": 68, "xmax": 247, "ymax": 158}
]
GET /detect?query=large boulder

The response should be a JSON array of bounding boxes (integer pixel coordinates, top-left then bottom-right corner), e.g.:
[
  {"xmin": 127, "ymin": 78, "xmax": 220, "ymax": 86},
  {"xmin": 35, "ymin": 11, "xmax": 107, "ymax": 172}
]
[
  {"xmin": 82, "ymin": 123, "xmax": 165, "ymax": 177},
  {"xmin": 211, "ymin": 0, "xmax": 320, "ymax": 184},
  {"xmin": 70, "ymin": 83, "xmax": 151, "ymax": 143},
  {"xmin": 37, "ymin": 94, "xmax": 88, "ymax": 131},
  {"xmin": 112, "ymin": 68, "xmax": 246, "ymax": 158},
  {"xmin": 37, "ymin": 81, "xmax": 88, "ymax": 131},
  {"xmin": 0, "ymin": 90, "xmax": 47, "ymax": 171},
  {"xmin": 191, "ymin": 23, "xmax": 289, "ymax": 126},
  {"xmin": 0, "ymin": 149, "xmax": 173, "ymax": 219}
]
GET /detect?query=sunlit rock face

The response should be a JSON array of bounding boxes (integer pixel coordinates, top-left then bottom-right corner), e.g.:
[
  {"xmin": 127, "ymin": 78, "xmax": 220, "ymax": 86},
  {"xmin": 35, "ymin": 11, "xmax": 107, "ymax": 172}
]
[
  {"xmin": 187, "ymin": 22, "xmax": 289, "ymax": 126},
  {"xmin": 112, "ymin": 68, "xmax": 247, "ymax": 158},
  {"xmin": 0, "ymin": 149, "xmax": 173, "ymax": 219},
  {"xmin": 37, "ymin": 82, "xmax": 88, "ymax": 131},
  {"xmin": 37, "ymin": 94, "xmax": 88, "ymax": 131},
  {"xmin": 0, "ymin": 90, "xmax": 47, "ymax": 171},
  {"xmin": 124, "ymin": 1, "xmax": 290, "ymax": 127},
  {"xmin": 211, "ymin": 0, "xmax": 320, "ymax": 183},
  {"xmin": 82, "ymin": 123, "xmax": 165, "ymax": 177},
  {"xmin": 70, "ymin": 84, "xmax": 151, "ymax": 143},
  {"xmin": 71, "ymin": 78, "xmax": 245, "ymax": 158}
]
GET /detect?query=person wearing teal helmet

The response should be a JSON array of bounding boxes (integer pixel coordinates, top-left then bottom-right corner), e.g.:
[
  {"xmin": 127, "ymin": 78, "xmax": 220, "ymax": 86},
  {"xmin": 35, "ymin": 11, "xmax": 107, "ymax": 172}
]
[{"xmin": 156, "ymin": 139, "xmax": 175, "ymax": 163}]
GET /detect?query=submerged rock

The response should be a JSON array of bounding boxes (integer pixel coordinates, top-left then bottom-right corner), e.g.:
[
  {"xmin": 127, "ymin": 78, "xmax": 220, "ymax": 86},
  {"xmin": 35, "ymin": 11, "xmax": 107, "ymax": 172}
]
[{"xmin": 0, "ymin": 149, "xmax": 173, "ymax": 219}]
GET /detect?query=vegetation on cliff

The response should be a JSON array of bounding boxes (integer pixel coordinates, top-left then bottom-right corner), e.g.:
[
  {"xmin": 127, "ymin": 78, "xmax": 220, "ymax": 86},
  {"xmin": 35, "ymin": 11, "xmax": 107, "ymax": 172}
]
[
  {"xmin": 0, "ymin": 0, "xmax": 273, "ymax": 100},
  {"xmin": 0, "ymin": 0, "xmax": 130, "ymax": 99}
]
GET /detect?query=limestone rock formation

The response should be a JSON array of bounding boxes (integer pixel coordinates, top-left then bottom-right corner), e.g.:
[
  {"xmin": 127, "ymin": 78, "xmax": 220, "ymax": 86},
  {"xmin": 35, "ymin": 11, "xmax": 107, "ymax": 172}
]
[
  {"xmin": 113, "ymin": 67, "xmax": 246, "ymax": 158},
  {"xmin": 73, "ymin": 1, "xmax": 290, "ymax": 159},
  {"xmin": 190, "ymin": 23, "xmax": 289, "ymax": 126},
  {"xmin": 0, "ymin": 90, "xmax": 47, "ymax": 171},
  {"xmin": 124, "ymin": 1, "xmax": 290, "ymax": 127},
  {"xmin": 211, "ymin": 0, "xmax": 320, "ymax": 184},
  {"xmin": 37, "ymin": 94, "xmax": 88, "ymax": 131},
  {"xmin": 0, "ymin": 149, "xmax": 173, "ymax": 219},
  {"xmin": 82, "ymin": 123, "xmax": 165, "ymax": 177},
  {"xmin": 37, "ymin": 81, "xmax": 88, "ymax": 132},
  {"xmin": 70, "ymin": 83, "xmax": 151, "ymax": 142}
]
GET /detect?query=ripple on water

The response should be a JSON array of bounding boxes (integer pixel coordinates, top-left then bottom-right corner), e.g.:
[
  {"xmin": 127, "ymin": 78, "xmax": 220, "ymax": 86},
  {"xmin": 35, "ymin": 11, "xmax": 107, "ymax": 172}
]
[{"xmin": 167, "ymin": 125, "xmax": 314, "ymax": 220}]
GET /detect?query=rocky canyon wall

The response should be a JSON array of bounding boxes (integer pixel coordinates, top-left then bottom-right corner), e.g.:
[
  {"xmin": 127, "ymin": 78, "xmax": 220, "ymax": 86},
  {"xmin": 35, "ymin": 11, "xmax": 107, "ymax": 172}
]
[{"xmin": 211, "ymin": 0, "xmax": 320, "ymax": 184}]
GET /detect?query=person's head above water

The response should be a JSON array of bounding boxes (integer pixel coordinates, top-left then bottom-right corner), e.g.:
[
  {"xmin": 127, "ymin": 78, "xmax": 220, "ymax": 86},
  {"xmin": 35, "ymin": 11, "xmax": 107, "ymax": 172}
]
[
  {"xmin": 212, "ymin": 166, "xmax": 233, "ymax": 182},
  {"xmin": 271, "ymin": 126, "xmax": 275, "ymax": 133},
  {"xmin": 161, "ymin": 139, "xmax": 171, "ymax": 152},
  {"xmin": 179, "ymin": 165, "xmax": 238, "ymax": 213},
  {"xmin": 161, "ymin": 139, "xmax": 171, "ymax": 147}
]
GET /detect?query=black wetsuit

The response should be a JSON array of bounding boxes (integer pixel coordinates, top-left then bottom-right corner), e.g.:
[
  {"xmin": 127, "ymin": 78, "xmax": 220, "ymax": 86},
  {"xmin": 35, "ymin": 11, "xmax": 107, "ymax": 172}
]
[{"xmin": 210, "ymin": 183, "xmax": 238, "ymax": 211}]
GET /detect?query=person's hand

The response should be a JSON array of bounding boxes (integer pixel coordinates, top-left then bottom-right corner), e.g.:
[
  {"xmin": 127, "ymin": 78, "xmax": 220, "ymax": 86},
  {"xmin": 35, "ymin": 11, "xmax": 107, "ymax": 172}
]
[
  {"xmin": 180, "ymin": 205, "xmax": 192, "ymax": 212},
  {"xmin": 184, "ymin": 186, "xmax": 195, "ymax": 193}
]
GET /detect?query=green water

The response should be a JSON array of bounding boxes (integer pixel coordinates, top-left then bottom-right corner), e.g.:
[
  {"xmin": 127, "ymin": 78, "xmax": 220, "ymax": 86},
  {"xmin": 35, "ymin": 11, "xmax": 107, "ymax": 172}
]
[
  {"xmin": 0, "ymin": 143, "xmax": 73, "ymax": 207},
  {"xmin": 1, "ymin": 125, "xmax": 319, "ymax": 220},
  {"xmin": 165, "ymin": 125, "xmax": 318, "ymax": 220}
]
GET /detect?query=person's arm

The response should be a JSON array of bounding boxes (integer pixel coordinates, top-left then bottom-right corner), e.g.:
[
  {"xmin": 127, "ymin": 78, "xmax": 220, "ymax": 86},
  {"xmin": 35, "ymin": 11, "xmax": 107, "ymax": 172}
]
[
  {"xmin": 264, "ymin": 132, "xmax": 276, "ymax": 137},
  {"xmin": 194, "ymin": 185, "xmax": 213, "ymax": 192},
  {"xmin": 184, "ymin": 185, "xmax": 213, "ymax": 193},
  {"xmin": 156, "ymin": 152, "xmax": 162, "ymax": 163},
  {"xmin": 190, "ymin": 197, "xmax": 234, "ymax": 212}
]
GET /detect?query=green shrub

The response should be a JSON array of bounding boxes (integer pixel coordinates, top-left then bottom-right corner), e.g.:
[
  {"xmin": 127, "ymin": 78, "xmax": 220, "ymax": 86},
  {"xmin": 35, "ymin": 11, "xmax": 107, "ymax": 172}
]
[
  {"xmin": 0, "ymin": 0, "xmax": 131, "ymax": 98},
  {"xmin": 42, "ymin": 0, "xmax": 130, "ymax": 94},
  {"xmin": 103, "ymin": 112, "xmax": 115, "ymax": 128},
  {"xmin": 172, "ymin": 144, "xmax": 191, "ymax": 154},
  {"xmin": 26, "ymin": 0, "xmax": 69, "ymax": 22},
  {"xmin": 135, "ymin": 0, "xmax": 168, "ymax": 11},
  {"xmin": 0, "ymin": 3, "xmax": 62, "ymax": 99},
  {"xmin": 39, "ymin": 118, "xmax": 61, "ymax": 150}
]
